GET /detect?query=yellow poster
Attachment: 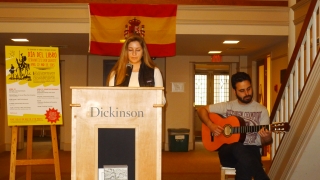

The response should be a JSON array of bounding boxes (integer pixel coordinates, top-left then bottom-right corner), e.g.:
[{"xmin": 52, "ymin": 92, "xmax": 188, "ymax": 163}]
[{"xmin": 5, "ymin": 46, "xmax": 63, "ymax": 126}]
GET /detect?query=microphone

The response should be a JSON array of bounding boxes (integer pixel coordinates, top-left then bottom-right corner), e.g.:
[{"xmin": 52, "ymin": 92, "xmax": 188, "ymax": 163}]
[{"xmin": 126, "ymin": 63, "xmax": 133, "ymax": 76}]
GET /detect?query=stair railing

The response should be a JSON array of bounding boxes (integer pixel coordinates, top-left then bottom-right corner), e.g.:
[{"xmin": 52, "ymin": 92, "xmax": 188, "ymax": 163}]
[{"xmin": 270, "ymin": 0, "xmax": 319, "ymax": 159}]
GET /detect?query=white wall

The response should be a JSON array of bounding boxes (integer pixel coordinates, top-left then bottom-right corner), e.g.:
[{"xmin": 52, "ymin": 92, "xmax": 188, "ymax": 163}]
[{"xmin": 59, "ymin": 55, "xmax": 88, "ymax": 151}]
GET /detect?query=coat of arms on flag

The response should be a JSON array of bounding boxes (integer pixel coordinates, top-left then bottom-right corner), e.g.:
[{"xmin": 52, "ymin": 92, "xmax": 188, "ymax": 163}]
[
  {"xmin": 124, "ymin": 17, "xmax": 145, "ymax": 39},
  {"xmin": 89, "ymin": 4, "xmax": 177, "ymax": 57}
]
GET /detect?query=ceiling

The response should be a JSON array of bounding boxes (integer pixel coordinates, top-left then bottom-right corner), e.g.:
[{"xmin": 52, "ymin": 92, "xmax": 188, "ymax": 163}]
[{"xmin": 0, "ymin": 33, "xmax": 288, "ymax": 60}]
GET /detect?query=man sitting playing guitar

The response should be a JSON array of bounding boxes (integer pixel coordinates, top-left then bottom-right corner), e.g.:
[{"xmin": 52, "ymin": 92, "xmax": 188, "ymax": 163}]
[{"xmin": 197, "ymin": 72, "xmax": 272, "ymax": 180}]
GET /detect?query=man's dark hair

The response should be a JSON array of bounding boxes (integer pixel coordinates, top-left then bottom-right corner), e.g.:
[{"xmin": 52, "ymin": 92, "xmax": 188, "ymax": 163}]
[{"xmin": 231, "ymin": 72, "xmax": 252, "ymax": 90}]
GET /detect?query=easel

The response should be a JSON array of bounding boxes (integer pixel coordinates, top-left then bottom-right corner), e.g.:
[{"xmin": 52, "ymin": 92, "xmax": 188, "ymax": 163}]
[{"xmin": 9, "ymin": 125, "xmax": 61, "ymax": 180}]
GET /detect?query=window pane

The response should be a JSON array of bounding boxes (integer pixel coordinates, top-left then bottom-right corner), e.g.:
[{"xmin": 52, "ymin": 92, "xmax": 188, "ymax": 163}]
[
  {"xmin": 213, "ymin": 75, "xmax": 229, "ymax": 104},
  {"xmin": 195, "ymin": 74, "xmax": 207, "ymax": 105}
]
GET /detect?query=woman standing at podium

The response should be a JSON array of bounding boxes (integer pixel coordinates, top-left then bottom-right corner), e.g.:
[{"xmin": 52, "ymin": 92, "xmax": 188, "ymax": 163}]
[{"xmin": 107, "ymin": 35, "xmax": 164, "ymax": 88}]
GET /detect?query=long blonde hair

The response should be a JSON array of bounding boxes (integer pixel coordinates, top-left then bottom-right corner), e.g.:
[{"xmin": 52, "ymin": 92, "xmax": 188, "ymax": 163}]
[{"xmin": 107, "ymin": 35, "xmax": 156, "ymax": 86}]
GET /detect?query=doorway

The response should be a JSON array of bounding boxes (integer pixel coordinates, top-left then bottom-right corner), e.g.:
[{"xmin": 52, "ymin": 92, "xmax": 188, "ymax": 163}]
[
  {"xmin": 193, "ymin": 63, "xmax": 231, "ymax": 142},
  {"xmin": 256, "ymin": 55, "xmax": 271, "ymax": 156},
  {"xmin": 257, "ymin": 59, "xmax": 267, "ymax": 107}
]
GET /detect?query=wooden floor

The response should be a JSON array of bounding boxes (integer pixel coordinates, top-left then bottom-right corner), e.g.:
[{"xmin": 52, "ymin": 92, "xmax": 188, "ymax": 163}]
[{"xmin": 0, "ymin": 139, "xmax": 271, "ymax": 180}]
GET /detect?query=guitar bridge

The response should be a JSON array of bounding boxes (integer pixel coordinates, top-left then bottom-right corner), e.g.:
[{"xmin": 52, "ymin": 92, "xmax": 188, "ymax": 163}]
[{"xmin": 210, "ymin": 132, "xmax": 214, "ymax": 142}]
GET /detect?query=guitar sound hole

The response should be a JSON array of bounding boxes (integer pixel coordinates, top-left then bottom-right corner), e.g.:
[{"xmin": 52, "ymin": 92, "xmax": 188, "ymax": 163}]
[{"xmin": 224, "ymin": 125, "xmax": 232, "ymax": 137}]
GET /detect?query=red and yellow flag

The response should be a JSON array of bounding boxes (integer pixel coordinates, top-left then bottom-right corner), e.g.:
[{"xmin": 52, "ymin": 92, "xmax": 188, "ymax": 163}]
[{"xmin": 89, "ymin": 4, "xmax": 177, "ymax": 57}]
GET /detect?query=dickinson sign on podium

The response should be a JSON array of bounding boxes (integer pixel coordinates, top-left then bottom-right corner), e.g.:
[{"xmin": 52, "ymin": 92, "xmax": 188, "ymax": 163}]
[{"xmin": 70, "ymin": 87, "xmax": 164, "ymax": 180}]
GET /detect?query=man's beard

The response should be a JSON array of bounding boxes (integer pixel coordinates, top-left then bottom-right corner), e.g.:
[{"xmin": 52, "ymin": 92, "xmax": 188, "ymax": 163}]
[{"xmin": 236, "ymin": 92, "xmax": 253, "ymax": 104}]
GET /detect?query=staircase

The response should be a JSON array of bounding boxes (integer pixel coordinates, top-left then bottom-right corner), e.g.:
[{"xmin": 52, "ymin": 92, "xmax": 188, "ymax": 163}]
[{"xmin": 269, "ymin": 0, "xmax": 320, "ymax": 179}]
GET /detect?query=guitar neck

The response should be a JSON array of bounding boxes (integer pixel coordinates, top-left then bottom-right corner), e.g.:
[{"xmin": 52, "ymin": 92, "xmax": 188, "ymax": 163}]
[{"xmin": 232, "ymin": 124, "xmax": 269, "ymax": 134}]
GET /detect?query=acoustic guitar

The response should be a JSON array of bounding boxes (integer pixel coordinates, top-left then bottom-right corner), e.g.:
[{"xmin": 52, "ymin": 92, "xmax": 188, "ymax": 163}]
[{"xmin": 202, "ymin": 113, "xmax": 290, "ymax": 151}]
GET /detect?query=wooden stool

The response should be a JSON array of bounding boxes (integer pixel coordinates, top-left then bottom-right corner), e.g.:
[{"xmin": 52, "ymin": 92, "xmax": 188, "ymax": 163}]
[
  {"xmin": 220, "ymin": 166, "xmax": 265, "ymax": 180},
  {"xmin": 221, "ymin": 166, "xmax": 236, "ymax": 180}
]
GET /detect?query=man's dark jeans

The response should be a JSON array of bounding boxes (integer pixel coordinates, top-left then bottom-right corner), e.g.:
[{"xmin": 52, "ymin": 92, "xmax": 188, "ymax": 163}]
[{"xmin": 218, "ymin": 142, "xmax": 270, "ymax": 180}]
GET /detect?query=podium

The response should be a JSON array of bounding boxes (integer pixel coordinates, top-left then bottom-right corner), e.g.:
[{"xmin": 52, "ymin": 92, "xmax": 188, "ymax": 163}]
[{"xmin": 70, "ymin": 87, "xmax": 164, "ymax": 180}]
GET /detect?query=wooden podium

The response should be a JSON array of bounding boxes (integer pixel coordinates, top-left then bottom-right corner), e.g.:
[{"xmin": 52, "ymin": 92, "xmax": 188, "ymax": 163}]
[{"xmin": 70, "ymin": 87, "xmax": 164, "ymax": 180}]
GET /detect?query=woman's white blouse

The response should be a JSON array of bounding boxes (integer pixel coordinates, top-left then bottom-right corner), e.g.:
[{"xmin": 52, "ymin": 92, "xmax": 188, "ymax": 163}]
[
  {"xmin": 108, "ymin": 67, "xmax": 166, "ymax": 104},
  {"xmin": 109, "ymin": 67, "xmax": 163, "ymax": 87}
]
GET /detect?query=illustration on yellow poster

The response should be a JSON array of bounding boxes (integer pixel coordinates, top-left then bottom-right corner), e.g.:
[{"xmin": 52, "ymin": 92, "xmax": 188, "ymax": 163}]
[{"xmin": 5, "ymin": 46, "xmax": 63, "ymax": 126}]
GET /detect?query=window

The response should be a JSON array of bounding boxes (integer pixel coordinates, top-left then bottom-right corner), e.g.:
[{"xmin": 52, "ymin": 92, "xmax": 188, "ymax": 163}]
[
  {"xmin": 195, "ymin": 74, "xmax": 207, "ymax": 105},
  {"xmin": 195, "ymin": 72, "xmax": 229, "ymax": 106},
  {"xmin": 213, "ymin": 75, "xmax": 229, "ymax": 104}
]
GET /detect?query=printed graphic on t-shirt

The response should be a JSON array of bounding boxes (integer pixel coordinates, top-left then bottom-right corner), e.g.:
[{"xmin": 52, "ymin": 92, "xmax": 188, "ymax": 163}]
[{"xmin": 226, "ymin": 110, "xmax": 262, "ymax": 145}]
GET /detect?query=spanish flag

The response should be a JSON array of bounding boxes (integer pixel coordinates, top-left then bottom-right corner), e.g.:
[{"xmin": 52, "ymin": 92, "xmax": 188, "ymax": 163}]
[{"xmin": 89, "ymin": 4, "xmax": 177, "ymax": 57}]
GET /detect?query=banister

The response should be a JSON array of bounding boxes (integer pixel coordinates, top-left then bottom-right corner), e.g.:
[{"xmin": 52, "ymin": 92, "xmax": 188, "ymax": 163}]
[{"xmin": 269, "ymin": 0, "xmax": 318, "ymax": 122}]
